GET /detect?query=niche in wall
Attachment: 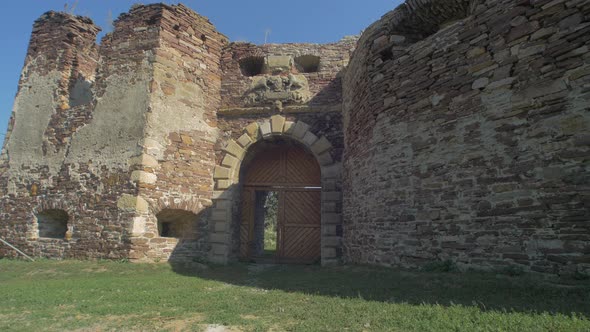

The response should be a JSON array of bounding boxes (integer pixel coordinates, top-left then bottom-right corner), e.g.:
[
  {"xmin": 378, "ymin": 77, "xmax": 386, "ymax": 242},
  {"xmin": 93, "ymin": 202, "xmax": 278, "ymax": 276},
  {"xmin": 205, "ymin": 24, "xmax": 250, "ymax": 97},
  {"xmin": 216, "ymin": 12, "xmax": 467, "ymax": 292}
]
[
  {"xmin": 37, "ymin": 209, "xmax": 69, "ymax": 239},
  {"xmin": 157, "ymin": 209, "xmax": 197, "ymax": 238}
]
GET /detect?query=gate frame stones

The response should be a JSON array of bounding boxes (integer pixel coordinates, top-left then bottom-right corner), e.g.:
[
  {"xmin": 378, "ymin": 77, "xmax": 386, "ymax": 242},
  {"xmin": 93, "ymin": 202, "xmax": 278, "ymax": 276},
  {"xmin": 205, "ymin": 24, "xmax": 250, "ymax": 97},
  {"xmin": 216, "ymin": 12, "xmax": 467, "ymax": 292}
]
[{"xmin": 210, "ymin": 115, "xmax": 342, "ymax": 265}]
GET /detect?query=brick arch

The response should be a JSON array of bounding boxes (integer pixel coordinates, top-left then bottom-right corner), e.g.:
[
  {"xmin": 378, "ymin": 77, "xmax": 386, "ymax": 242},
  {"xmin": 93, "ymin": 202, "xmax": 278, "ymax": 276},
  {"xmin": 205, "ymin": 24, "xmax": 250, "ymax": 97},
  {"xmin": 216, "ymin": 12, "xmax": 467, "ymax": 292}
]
[
  {"xmin": 32, "ymin": 200, "xmax": 73, "ymax": 215},
  {"xmin": 29, "ymin": 199, "xmax": 74, "ymax": 241},
  {"xmin": 152, "ymin": 197, "xmax": 204, "ymax": 216},
  {"xmin": 209, "ymin": 115, "xmax": 343, "ymax": 265}
]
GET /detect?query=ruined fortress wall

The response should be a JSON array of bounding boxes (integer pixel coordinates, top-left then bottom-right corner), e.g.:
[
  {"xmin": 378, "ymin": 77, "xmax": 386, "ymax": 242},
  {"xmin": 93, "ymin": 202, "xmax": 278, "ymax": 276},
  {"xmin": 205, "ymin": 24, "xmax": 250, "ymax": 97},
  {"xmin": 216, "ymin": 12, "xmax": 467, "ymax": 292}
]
[
  {"xmin": 0, "ymin": 5, "xmax": 219, "ymax": 260},
  {"xmin": 128, "ymin": 5, "xmax": 228, "ymax": 262},
  {"xmin": 343, "ymin": 0, "xmax": 590, "ymax": 275},
  {"xmin": 0, "ymin": 11, "xmax": 144, "ymax": 259}
]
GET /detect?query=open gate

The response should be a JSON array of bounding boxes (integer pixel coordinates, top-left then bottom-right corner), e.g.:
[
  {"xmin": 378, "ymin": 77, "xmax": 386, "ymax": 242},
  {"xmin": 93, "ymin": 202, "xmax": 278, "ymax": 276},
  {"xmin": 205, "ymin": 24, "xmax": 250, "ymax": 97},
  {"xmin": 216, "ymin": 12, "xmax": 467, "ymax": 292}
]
[{"xmin": 240, "ymin": 143, "xmax": 321, "ymax": 264}]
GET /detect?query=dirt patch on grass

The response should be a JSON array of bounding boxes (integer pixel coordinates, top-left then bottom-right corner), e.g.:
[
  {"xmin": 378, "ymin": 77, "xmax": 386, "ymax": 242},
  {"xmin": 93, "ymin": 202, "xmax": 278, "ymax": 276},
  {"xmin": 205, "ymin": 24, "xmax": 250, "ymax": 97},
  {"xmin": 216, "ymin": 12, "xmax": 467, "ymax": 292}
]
[
  {"xmin": 81, "ymin": 267, "xmax": 108, "ymax": 273},
  {"xmin": 69, "ymin": 314, "xmax": 206, "ymax": 332},
  {"xmin": 203, "ymin": 324, "xmax": 242, "ymax": 332}
]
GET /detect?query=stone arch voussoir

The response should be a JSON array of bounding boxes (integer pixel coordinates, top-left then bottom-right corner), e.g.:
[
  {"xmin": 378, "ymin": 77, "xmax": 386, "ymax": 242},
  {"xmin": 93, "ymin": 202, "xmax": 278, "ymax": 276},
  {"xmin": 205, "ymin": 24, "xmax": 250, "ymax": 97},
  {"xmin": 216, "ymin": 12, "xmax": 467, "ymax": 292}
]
[{"xmin": 213, "ymin": 115, "xmax": 338, "ymax": 190}]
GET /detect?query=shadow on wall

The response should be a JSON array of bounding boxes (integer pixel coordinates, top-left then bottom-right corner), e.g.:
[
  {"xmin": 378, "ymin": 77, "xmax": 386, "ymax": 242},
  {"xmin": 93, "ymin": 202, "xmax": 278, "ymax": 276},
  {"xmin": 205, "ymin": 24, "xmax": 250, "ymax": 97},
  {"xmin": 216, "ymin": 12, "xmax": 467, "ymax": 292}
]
[
  {"xmin": 149, "ymin": 206, "xmax": 214, "ymax": 265},
  {"xmin": 166, "ymin": 262, "xmax": 590, "ymax": 318},
  {"xmin": 308, "ymin": 75, "xmax": 343, "ymax": 107}
]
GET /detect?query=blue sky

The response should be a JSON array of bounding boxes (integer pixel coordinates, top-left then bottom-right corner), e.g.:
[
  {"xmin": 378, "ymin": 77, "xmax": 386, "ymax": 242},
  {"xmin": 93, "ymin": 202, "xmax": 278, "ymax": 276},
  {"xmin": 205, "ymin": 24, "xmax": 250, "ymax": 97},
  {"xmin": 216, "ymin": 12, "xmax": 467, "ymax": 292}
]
[{"xmin": 0, "ymin": 0, "xmax": 401, "ymax": 138}]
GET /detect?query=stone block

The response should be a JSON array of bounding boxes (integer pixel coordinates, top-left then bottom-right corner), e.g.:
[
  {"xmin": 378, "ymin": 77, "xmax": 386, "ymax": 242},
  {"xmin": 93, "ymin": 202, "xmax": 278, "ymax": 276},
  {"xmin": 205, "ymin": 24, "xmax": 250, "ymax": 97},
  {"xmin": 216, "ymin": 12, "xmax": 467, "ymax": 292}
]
[
  {"xmin": 292, "ymin": 121, "xmax": 310, "ymax": 139},
  {"xmin": 321, "ymin": 162, "xmax": 342, "ymax": 179},
  {"xmin": 130, "ymin": 170, "xmax": 157, "ymax": 184},
  {"xmin": 472, "ymin": 77, "xmax": 489, "ymax": 90},
  {"xmin": 284, "ymin": 121, "xmax": 295, "ymax": 135},
  {"xmin": 302, "ymin": 131, "xmax": 319, "ymax": 147},
  {"xmin": 212, "ymin": 244, "xmax": 228, "ymax": 255},
  {"xmin": 322, "ymin": 191, "xmax": 342, "ymax": 202},
  {"xmin": 129, "ymin": 154, "xmax": 159, "ymax": 168},
  {"xmin": 117, "ymin": 194, "xmax": 149, "ymax": 213},
  {"xmin": 311, "ymin": 136, "xmax": 332, "ymax": 156},
  {"xmin": 180, "ymin": 134, "xmax": 193, "ymax": 145},
  {"xmin": 212, "ymin": 190, "xmax": 235, "ymax": 200},
  {"xmin": 323, "ymin": 236, "xmax": 341, "ymax": 247},
  {"xmin": 210, "ymin": 233, "xmax": 229, "ymax": 244},
  {"xmin": 211, "ymin": 208, "xmax": 228, "ymax": 221},
  {"xmin": 322, "ymin": 213, "xmax": 342, "ymax": 224},
  {"xmin": 467, "ymin": 47, "xmax": 486, "ymax": 58},
  {"xmin": 213, "ymin": 166, "xmax": 231, "ymax": 179},
  {"xmin": 209, "ymin": 254, "xmax": 227, "ymax": 264},
  {"xmin": 317, "ymin": 151, "xmax": 334, "ymax": 166},
  {"xmin": 245, "ymin": 122, "xmax": 260, "ymax": 140},
  {"xmin": 390, "ymin": 35, "xmax": 406, "ymax": 44},
  {"xmin": 214, "ymin": 221, "xmax": 228, "ymax": 232},
  {"xmin": 260, "ymin": 121, "xmax": 272, "ymax": 137},
  {"xmin": 271, "ymin": 115, "xmax": 286, "ymax": 134},
  {"xmin": 224, "ymin": 140, "xmax": 246, "ymax": 160},
  {"xmin": 321, "ymin": 247, "xmax": 337, "ymax": 258},
  {"xmin": 222, "ymin": 155, "xmax": 239, "ymax": 169},
  {"xmin": 237, "ymin": 133, "xmax": 253, "ymax": 148},
  {"xmin": 322, "ymin": 225, "xmax": 337, "ymax": 236},
  {"xmin": 216, "ymin": 180, "xmax": 231, "ymax": 190}
]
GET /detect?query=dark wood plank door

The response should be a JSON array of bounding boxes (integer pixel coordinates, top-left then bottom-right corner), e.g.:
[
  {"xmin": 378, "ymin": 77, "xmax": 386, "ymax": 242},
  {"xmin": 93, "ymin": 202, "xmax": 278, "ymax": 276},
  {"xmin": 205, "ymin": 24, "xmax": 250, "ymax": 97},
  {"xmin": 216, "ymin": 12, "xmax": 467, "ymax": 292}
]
[{"xmin": 240, "ymin": 142, "xmax": 322, "ymax": 264}]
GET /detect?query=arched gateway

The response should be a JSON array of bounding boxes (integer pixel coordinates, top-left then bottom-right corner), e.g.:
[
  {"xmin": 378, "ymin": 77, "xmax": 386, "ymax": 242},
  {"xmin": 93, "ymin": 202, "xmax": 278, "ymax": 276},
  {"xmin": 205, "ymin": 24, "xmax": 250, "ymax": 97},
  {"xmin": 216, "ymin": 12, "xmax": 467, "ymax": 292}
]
[
  {"xmin": 241, "ymin": 139, "xmax": 321, "ymax": 263},
  {"xmin": 209, "ymin": 115, "xmax": 343, "ymax": 265}
]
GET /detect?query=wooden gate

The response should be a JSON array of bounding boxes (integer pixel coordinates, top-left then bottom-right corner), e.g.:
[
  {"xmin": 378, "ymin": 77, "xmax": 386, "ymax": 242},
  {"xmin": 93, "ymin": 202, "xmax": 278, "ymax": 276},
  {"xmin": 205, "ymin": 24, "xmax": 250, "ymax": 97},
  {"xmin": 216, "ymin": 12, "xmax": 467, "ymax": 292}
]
[{"xmin": 240, "ymin": 143, "xmax": 321, "ymax": 264}]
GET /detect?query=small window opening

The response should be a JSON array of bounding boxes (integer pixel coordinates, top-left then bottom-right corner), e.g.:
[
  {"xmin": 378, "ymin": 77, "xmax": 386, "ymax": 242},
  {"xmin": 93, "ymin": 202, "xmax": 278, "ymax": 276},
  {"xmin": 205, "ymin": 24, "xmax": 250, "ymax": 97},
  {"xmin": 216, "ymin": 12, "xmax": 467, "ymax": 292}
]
[
  {"xmin": 380, "ymin": 48, "xmax": 394, "ymax": 62},
  {"xmin": 37, "ymin": 209, "xmax": 69, "ymax": 239},
  {"xmin": 160, "ymin": 222, "xmax": 172, "ymax": 237},
  {"xmin": 239, "ymin": 56, "xmax": 265, "ymax": 77},
  {"xmin": 294, "ymin": 55, "xmax": 321, "ymax": 73},
  {"xmin": 69, "ymin": 76, "xmax": 93, "ymax": 107},
  {"xmin": 251, "ymin": 191, "xmax": 279, "ymax": 257},
  {"xmin": 157, "ymin": 209, "xmax": 196, "ymax": 238}
]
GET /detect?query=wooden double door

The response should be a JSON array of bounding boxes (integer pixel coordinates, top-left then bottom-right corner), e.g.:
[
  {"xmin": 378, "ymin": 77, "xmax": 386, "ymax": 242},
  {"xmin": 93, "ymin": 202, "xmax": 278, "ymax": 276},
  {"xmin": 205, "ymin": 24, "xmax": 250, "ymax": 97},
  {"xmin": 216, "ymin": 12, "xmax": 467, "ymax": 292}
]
[{"xmin": 240, "ymin": 143, "xmax": 321, "ymax": 264}]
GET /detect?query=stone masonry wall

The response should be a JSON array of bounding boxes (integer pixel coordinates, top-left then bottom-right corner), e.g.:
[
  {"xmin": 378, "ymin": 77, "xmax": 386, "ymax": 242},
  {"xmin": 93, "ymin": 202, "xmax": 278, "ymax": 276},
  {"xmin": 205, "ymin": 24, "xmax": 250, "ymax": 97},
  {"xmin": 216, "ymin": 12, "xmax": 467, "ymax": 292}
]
[
  {"xmin": 0, "ymin": 7, "xmax": 163, "ymax": 259},
  {"xmin": 127, "ymin": 4, "xmax": 228, "ymax": 263},
  {"xmin": 220, "ymin": 39, "xmax": 356, "ymax": 112},
  {"xmin": 343, "ymin": 0, "xmax": 590, "ymax": 275}
]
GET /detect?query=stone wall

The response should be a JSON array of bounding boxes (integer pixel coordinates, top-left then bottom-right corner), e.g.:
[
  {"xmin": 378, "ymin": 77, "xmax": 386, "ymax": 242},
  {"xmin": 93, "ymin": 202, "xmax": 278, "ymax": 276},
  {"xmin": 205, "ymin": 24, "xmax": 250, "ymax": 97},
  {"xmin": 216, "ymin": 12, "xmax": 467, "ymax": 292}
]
[
  {"xmin": 209, "ymin": 40, "xmax": 354, "ymax": 263},
  {"xmin": 220, "ymin": 39, "xmax": 356, "ymax": 112},
  {"xmin": 0, "ymin": 11, "xmax": 143, "ymax": 260},
  {"xmin": 1, "ymin": 0, "xmax": 588, "ymax": 276},
  {"xmin": 127, "ymin": 4, "xmax": 228, "ymax": 262},
  {"xmin": 343, "ymin": 0, "xmax": 590, "ymax": 275}
]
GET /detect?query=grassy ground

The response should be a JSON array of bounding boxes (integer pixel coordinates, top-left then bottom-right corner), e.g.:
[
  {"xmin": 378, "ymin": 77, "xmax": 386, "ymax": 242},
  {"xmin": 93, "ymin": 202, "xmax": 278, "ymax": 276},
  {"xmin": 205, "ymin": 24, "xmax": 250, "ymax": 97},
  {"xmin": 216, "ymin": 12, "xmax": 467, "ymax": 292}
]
[
  {"xmin": 0, "ymin": 259, "xmax": 588, "ymax": 331},
  {"xmin": 264, "ymin": 226, "xmax": 277, "ymax": 254}
]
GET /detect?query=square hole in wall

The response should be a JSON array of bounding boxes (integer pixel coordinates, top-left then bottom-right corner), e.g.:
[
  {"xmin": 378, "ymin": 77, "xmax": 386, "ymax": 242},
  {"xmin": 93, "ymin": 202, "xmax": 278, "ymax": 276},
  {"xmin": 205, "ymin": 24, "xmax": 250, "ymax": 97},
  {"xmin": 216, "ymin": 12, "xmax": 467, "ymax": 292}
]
[
  {"xmin": 157, "ymin": 209, "xmax": 197, "ymax": 238},
  {"xmin": 36, "ymin": 209, "xmax": 69, "ymax": 239}
]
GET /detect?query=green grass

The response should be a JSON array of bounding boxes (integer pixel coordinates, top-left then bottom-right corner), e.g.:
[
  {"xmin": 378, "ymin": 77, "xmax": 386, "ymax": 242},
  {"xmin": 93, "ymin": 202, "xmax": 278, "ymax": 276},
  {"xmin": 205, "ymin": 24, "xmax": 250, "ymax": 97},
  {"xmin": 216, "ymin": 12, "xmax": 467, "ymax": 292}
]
[
  {"xmin": 264, "ymin": 226, "xmax": 277, "ymax": 254},
  {"xmin": 0, "ymin": 259, "xmax": 588, "ymax": 331}
]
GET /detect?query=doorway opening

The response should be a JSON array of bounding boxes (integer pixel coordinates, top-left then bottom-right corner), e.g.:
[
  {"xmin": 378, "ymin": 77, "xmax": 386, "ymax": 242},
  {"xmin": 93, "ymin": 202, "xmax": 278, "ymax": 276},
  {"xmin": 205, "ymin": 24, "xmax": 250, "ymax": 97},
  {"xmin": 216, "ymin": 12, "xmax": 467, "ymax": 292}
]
[
  {"xmin": 240, "ymin": 138, "xmax": 321, "ymax": 264},
  {"xmin": 250, "ymin": 191, "xmax": 279, "ymax": 257}
]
